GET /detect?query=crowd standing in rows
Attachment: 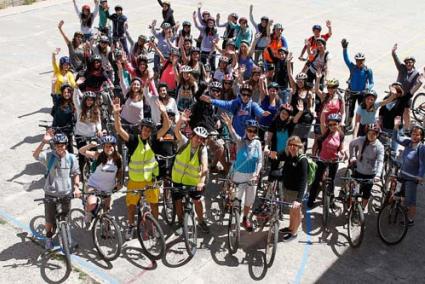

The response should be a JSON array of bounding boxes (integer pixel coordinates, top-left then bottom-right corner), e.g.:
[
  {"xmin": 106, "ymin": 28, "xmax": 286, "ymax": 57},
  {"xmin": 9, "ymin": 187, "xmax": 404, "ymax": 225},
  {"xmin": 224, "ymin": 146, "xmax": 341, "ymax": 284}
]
[{"xmin": 33, "ymin": 0, "xmax": 425, "ymax": 253}]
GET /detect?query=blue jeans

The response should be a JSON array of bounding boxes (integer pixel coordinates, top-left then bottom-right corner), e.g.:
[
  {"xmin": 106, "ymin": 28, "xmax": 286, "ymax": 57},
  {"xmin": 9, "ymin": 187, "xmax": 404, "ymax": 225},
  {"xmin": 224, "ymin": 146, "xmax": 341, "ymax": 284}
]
[{"xmin": 279, "ymin": 88, "xmax": 291, "ymax": 104}]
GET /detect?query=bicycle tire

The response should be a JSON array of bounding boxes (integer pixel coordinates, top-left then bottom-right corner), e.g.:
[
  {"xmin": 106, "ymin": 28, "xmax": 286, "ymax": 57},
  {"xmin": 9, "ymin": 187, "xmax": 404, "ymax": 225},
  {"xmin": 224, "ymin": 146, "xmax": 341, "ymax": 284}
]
[
  {"xmin": 347, "ymin": 203, "xmax": 365, "ymax": 248},
  {"xmin": 322, "ymin": 183, "xmax": 330, "ymax": 227},
  {"xmin": 227, "ymin": 207, "xmax": 240, "ymax": 254},
  {"xmin": 92, "ymin": 215, "xmax": 123, "ymax": 261},
  {"xmin": 341, "ymin": 168, "xmax": 352, "ymax": 214},
  {"xmin": 411, "ymin": 92, "xmax": 425, "ymax": 123},
  {"xmin": 82, "ymin": 160, "xmax": 91, "ymax": 190},
  {"xmin": 59, "ymin": 222, "xmax": 72, "ymax": 267},
  {"xmin": 265, "ymin": 221, "xmax": 279, "ymax": 268},
  {"xmin": 183, "ymin": 211, "xmax": 197, "ymax": 257},
  {"xmin": 137, "ymin": 213, "xmax": 166, "ymax": 260},
  {"xmin": 162, "ymin": 187, "xmax": 176, "ymax": 225},
  {"xmin": 121, "ymin": 146, "xmax": 128, "ymax": 185},
  {"xmin": 377, "ymin": 201, "xmax": 408, "ymax": 245}
]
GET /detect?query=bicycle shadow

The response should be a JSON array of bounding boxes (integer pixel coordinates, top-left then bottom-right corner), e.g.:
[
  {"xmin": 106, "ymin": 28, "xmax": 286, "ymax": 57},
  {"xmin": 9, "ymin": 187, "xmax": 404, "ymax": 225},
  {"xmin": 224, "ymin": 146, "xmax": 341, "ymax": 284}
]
[
  {"xmin": 17, "ymin": 107, "xmax": 51, "ymax": 119},
  {"xmin": 121, "ymin": 246, "xmax": 157, "ymax": 270},
  {"xmin": 10, "ymin": 134, "xmax": 44, "ymax": 150}
]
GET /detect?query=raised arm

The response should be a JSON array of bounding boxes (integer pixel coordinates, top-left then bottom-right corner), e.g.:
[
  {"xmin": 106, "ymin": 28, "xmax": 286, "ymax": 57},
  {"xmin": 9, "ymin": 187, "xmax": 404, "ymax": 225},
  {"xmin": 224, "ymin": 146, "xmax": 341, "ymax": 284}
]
[
  {"xmin": 112, "ymin": 103, "xmax": 130, "ymax": 142},
  {"xmin": 249, "ymin": 5, "xmax": 258, "ymax": 30},
  {"xmin": 286, "ymin": 52, "xmax": 296, "ymax": 91},
  {"xmin": 216, "ymin": 13, "xmax": 226, "ymax": 28},
  {"xmin": 391, "ymin": 43, "xmax": 402, "ymax": 71},
  {"xmin": 193, "ymin": 11, "xmax": 203, "ymax": 31},
  {"xmin": 248, "ymin": 32, "xmax": 261, "ymax": 58},
  {"xmin": 116, "ymin": 63, "xmax": 129, "ymax": 95},
  {"xmin": 156, "ymin": 100, "xmax": 171, "ymax": 138},
  {"xmin": 341, "ymin": 39, "xmax": 352, "ymax": 68},
  {"xmin": 314, "ymin": 70, "xmax": 324, "ymax": 101},
  {"xmin": 221, "ymin": 112, "xmax": 241, "ymax": 142},
  {"xmin": 326, "ymin": 20, "xmax": 332, "ymax": 37},
  {"xmin": 58, "ymin": 20, "xmax": 71, "ymax": 45},
  {"xmin": 73, "ymin": 0, "xmax": 81, "ymax": 18}
]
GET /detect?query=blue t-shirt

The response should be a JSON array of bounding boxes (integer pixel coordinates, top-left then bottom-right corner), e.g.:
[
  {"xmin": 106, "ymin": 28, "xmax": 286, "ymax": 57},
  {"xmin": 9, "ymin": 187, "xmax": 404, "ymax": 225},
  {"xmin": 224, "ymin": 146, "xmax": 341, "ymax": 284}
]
[
  {"xmin": 234, "ymin": 140, "xmax": 261, "ymax": 174},
  {"xmin": 276, "ymin": 130, "xmax": 289, "ymax": 152},
  {"xmin": 356, "ymin": 102, "xmax": 380, "ymax": 124}
]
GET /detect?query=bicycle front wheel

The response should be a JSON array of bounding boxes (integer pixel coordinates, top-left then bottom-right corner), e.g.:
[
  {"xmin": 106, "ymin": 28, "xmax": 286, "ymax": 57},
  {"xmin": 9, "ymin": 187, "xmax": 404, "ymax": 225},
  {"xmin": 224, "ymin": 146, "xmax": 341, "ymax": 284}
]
[
  {"xmin": 347, "ymin": 203, "xmax": 365, "ymax": 248},
  {"xmin": 92, "ymin": 215, "xmax": 123, "ymax": 261},
  {"xmin": 162, "ymin": 187, "xmax": 176, "ymax": 225},
  {"xmin": 265, "ymin": 221, "xmax": 279, "ymax": 268},
  {"xmin": 58, "ymin": 222, "xmax": 72, "ymax": 267},
  {"xmin": 183, "ymin": 211, "xmax": 197, "ymax": 257},
  {"xmin": 377, "ymin": 201, "xmax": 408, "ymax": 245},
  {"xmin": 322, "ymin": 185, "xmax": 330, "ymax": 227},
  {"xmin": 411, "ymin": 92, "xmax": 425, "ymax": 123},
  {"xmin": 137, "ymin": 213, "xmax": 166, "ymax": 260},
  {"xmin": 227, "ymin": 207, "xmax": 240, "ymax": 254}
]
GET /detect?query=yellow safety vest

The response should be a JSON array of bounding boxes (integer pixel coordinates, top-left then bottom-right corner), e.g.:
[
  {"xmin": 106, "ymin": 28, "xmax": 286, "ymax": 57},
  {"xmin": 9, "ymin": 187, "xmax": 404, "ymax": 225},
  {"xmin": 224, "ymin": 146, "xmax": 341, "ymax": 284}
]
[
  {"xmin": 172, "ymin": 142, "xmax": 201, "ymax": 186},
  {"xmin": 128, "ymin": 137, "xmax": 158, "ymax": 182}
]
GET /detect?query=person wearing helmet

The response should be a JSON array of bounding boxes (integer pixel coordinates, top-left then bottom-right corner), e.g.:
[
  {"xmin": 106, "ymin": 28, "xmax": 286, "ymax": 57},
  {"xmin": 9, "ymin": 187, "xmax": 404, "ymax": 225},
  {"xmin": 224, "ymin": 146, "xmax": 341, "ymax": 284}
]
[
  {"xmin": 51, "ymin": 48, "xmax": 76, "ymax": 95},
  {"xmin": 78, "ymin": 135, "xmax": 122, "ymax": 224},
  {"xmin": 393, "ymin": 116, "xmax": 425, "ymax": 225},
  {"xmin": 299, "ymin": 20, "xmax": 332, "ymax": 61},
  {"xmin": 73, "ymin": 87, "xmax": 102, "ymax": 175},
  {"xmin": 216, "ymin": 12, "xmax": 238, "ymax": 48},
  {"xmin": 304, "ymin": 37, "xmax": 330, "ymax": 86},
  {"xmin": 286, "ymin": 53, "xmax": 315, "ymax": 149},
  {"xmin": 51, "ymin": 84, "xmax": 76, "ymax": 153},
  {"xmin": 106, "ymin": 4, "xmax": 129, "ymax": 55},
  {"xmin": 353, "ymin": 89, "xmax": 398, "ymax": 138},
  {"xmin": 269, "ymin": 47, "xmax": 291, "ymax": 103},
  {"xmin": 192, "ymin": 11, "xmax": 219, "ymax": 71},
  {"xmin": 341, "ymin": 38, "xmax": 374, "ymax": 130},
  {"xmin": 232, "ymin": 16, "xmax": 253, "ymax": 50},
  {"xmin": 263, "ymin": 22, "xmax": 288, "ymax": 70},
  {"xmin": 307, "ymin": 113, "xmax": 346, "ymax": 208},
  {"xmin": 117, "ymin": 75, "xmax": 144, "ymax": 129},
  {"xmin": 222, "ymin": 73, "xmax": 237, "ymax": 100},
  {"xmin": 238, "ymin": 35, "xmax": 261, "ymax": 80},
  {"xmin": 349, "ymin": 122, "xmax": 384, "ymax": 210},
  {"xmin": 177, "ymin": 21, "xmax": 192, "ymax": 45},
  {"xmin": 73, "ymin": 0, "xmax": 99, "ymax": 41},
  {"xmin": 185, "ymin": 47, "xmax": 206, "ymax": 83},
  {"xmin": 33, "ymin": 130, "xmax": 81, "ymax": 250},
  {"xmin": 157, "ymin": 0, "xmax": 176, "ymax": 28},
  {"xmin": 258, "ymin": 82, "xmax": 282, "ymax": 139},
  {"xmin": 150, "ymin": 19, "xmax": 177, "ymax": 74},
  {"xmin": 57, "ymin": 20, "xmax": 85, "ymax": 73},
  {"xmin": 98, "ymin": 0, "xmax": 109, "ymax": 31},
  {"xmin": 172, "ymin": 110, "xmax": 210, "ymax": 233},
  {"xmin": 213, "ymin": 56, "xmax": 234, "ymax": 81},
  {"xmin": 221, "ymin": 113, "xmax": 263, "ymax": 231},
  {"xmin": 127, "ymin": 34, "xmax": 148, "ymax": 67},
  {"xmin": 92, "ymin": 34, "xmax": 113, "ymax": 73},
  {"xmin": 176, "ymin": 65, "xmax": 197, "ymax": 111},
  {"xmin": 314, "ymin": 72, "xmax": 345, "ymax": 135},
  {"xmin": 113, "ymin": 100, "xmax": 170, "ymax": 240},
  {"xmin": 80, "ymin": 54, "xmax": 112, "ymax": 92},
  {"xmin": 249, "ymin": 5, "xmax": 270, "ymax": 63},
  {"xmin": 200, "ymin": 83, "xmax": 271, "ymax": 137}
]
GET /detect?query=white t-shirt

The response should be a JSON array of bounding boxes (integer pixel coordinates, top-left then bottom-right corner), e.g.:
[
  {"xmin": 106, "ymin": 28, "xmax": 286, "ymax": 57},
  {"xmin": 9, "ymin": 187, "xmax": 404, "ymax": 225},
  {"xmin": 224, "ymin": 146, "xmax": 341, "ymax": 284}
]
[{"xmin": 87, "ymin": 159, "xmax": 118, "ymax": 193}]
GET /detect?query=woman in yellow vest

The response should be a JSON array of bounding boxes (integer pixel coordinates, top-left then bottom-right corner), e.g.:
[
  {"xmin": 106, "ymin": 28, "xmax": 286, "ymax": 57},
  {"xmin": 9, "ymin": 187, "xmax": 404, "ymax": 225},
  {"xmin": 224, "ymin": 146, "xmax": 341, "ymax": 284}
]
[
  {"xmin": 113, "ymin": 100, "xmax": 170, "ymax": 240},
  {"xmin": 172, "ymin": 110, "xmax": 210, "ymax": 233}
]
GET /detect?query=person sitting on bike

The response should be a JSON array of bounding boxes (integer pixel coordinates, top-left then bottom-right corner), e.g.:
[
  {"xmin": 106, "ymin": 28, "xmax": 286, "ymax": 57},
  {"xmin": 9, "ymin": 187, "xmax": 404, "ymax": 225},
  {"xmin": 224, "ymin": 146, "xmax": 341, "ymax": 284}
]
[
  {"xmin": 269, "ymin": 136, "xmax": 308, "ymax": 241},
  {"xmin": 117, "ymin": 73, "xmax": 144, "ymax": 129},
  {"xmin": 176, "ymin": 65, "xmax": 198, "ymax": 111},
  {"xmin": 222, "ymin": 73, "xmax": 237, "ymax": 101},
  {"xmin": 51, "ymin": 83, "xmax": 76, "ymax": 153},
  {"xmin": 307, "ymin": 113, "xmax": 346, "ymax": 208},
  {"xmin": 98, "ymin": 0, "xmax": 109, "ymax": 32},
  {"xmin": 57, "ymin": 21, "xmax": 85, "ymax": 73},
  {"xmin": 192, "ymin": 12, "xmax": 219, "ymax": 71},
  {"xmin": 258, "ymin": 82, "xmax": 282, "ymax": 140},
  {"xmin": 222, "ymin": 115, "xmax": 263, "ymax": 231},
  {"xmin": 78, "ymin": 135, "xmax": 122, "ymax": 223},
  {"xmin": 33, "ymin": 132, "xmax": 81, "ymax": 250},
  {"xmin": 73, "ymin": 0, "xmax": 99, "ymax": 41},
  {"xmin": 393, "ymin": 116, "xmax": 425, "ymax": 225},
  {"xmin": 52, "ymin": 49, "xmax": 76, "ymax": 97},
  {"xmin": 314, "ymin": 76, "xmax": 344, "ymax": 135},
  {"xmin": 172, "ymin": 111, "xmax": 210, "ymax": 233},
  {"xmin": 299, "ymin": 21, "xmax": 332, "ymax": 61},
  {"xmin": 216, "ymin": 12, "xmax": 238, "ymax": 49},
  {"xmin": 113, "ymin": 102, "xmax": 170, "ymax": 240},
  {"xmin": 157, "ymin": 0, "xmax": 176, "ymax": 29},
  {"xmin": 213, "ymin": 56, "xmax": 234, "ymax": 82},
  {"xmin": 348, "ymin": 123, "xmax": 384, "ymax": 210},
  {"xmin": 145, "ymin": 81, "xmax": 179, "ymax": 125},
  {"xmin": 200, "ymin": 83, "xmax": 270, "ymax": 137},
  {"xmin": 106, "ymin": 5, "xmax": 129, "ymax": 55},
  {"xmin": 341, "ymin": 38, "xmax": 374, "ymax": 131},
  {"xmin": 263, "ymin": 23, "xmax": 289, "ymax": 71},
  {"xmin": 304, "ymin": 38, "xmax": 330, "ymax": 86},
  {"xmin": 73, "ymin": 88, "xmax": 102, "ymax": 179},
  {"xmin": 80, "ymin": 54, "xmax": 113, "ymax": 92},
  {"xmin": 353, "ymin": 89, "xmax": 398, "ymax": 138},
  {"xmin": 249, "ymin": 5, "xmax": 270, "ymax": 63},
  {"xmin": 150, "ymin": 20, "xmax": 177, "ymax": 74},
  {"xmin": 269, "ymin": 47, "xmax": 291, "ymax": 104}
]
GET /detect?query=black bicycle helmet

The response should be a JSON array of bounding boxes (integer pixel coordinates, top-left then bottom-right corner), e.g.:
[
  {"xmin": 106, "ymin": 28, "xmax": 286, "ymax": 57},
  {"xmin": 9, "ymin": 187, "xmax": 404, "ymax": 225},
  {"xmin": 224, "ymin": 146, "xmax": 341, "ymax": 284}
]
[{"xmin": 140, "ymin": 118, "xmax": 155, "ymax": 130}]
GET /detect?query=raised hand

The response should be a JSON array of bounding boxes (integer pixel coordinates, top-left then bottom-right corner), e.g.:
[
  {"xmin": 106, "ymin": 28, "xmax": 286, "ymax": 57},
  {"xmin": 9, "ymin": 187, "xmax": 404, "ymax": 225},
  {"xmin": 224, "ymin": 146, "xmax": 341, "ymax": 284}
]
[
  {"xmin": 287, "ymin": 52, "xmax": 293, "ymax": 62},
  {"xmin": 58, "ymin": 20, "xmax": 64, "ymax": 29},
  {"xmin": 112, "ymin": 102, "xmax": 122, "ymax": 114},
  {"xmin": 392, "ymin": 43, "xmax": 398, "ymax": 53},
  {"xmin": 296, "ymin": 99, "xmax": 304, "ymax": 112},
  {"xmin": 155, "ymin": 98, "xmax": 167, "ymax": 113},
  {"xmin": 326, "ymin": 20, "xmax": 331, "ymax": 28},
  {"xmin": 255, "ymin": 32, "xmax": 262, "ymax": 40},
  {"xmin": 221, "ymin": 112, "xmax": 232, "ymax": 126},
  {"xmin": 42, "ymin": 129, "xmax": 54, "ymax": 143},
  {"xmin": 341, "ymin": 38, "xmax": 348, "ymax": 48}
]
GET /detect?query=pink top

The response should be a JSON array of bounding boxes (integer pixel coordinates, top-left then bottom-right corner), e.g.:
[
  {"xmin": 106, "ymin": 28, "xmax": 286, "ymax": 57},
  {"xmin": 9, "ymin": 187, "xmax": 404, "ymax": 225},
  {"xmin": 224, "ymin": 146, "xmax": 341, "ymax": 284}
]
[
  {"xmin": 319, "ymin": 131, "xmax": 341, "ymax": 161},
  {"xmin": 160, "ymin": 64, "xmax": 177, "ymax": 91}
]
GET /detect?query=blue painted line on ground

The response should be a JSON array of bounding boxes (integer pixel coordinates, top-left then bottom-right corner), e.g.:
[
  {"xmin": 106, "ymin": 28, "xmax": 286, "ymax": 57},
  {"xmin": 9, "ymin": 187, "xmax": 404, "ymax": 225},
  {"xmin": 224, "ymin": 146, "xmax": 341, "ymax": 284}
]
[
  {"xmin": 294, "ymin": 201, "xmax": 313, "ymax": 284},
  {"xmin": 0, "ymin": 207, "xmax": 120, "ymax": 284}
]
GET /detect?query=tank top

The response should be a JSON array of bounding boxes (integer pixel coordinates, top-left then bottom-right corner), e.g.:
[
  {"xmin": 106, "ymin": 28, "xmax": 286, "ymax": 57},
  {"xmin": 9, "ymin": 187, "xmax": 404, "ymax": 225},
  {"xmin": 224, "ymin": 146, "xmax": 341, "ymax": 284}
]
[
  {"xmin": 87, "ymin": 159, "xmax": 118, "ymax": 192},
  {"xmin": 319, "ymin": 132, "xmax": 341, "ymax": 161}
]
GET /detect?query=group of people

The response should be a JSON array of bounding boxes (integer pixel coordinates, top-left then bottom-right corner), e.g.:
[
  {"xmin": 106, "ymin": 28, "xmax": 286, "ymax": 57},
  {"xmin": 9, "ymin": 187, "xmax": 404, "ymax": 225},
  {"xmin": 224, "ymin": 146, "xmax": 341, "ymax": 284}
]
[{"xmin": 34, "ymin": 0, "xmax": 425, "ymax": 250}]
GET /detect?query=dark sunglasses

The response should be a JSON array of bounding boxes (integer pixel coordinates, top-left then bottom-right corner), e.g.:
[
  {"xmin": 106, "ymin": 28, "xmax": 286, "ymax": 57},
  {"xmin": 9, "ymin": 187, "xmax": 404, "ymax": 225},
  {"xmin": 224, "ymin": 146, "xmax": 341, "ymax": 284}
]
[{"xmin": 241, "ymin": 92, "xmax": 252, "ymax": 97}]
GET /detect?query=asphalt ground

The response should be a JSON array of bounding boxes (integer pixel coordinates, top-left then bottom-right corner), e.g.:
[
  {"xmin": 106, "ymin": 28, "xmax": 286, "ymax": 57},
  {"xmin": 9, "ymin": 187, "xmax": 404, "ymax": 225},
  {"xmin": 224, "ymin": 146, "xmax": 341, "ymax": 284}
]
[{"xmin": 1, "ymin": 0, "xmax": 425, "ymax": 283}]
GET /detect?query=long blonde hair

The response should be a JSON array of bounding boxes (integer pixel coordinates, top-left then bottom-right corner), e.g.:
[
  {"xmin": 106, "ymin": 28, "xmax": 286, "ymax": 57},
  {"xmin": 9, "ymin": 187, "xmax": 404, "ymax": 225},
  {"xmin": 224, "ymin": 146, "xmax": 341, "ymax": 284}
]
[{"xmin": 285, "ymin": 135, "xmax": 304, "ymax": 156}]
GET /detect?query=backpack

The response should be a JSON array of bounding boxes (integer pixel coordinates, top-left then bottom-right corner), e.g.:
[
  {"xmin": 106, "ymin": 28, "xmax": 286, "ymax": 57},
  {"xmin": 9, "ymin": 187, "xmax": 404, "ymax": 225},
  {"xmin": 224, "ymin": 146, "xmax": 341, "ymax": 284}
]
[
  {"xmin": 45, "ymin": 153, "xmax": 74, "ymax": 178},
  {"xmin": 297, "ymin": 154, "xmax": 317, "ymax": 186}
]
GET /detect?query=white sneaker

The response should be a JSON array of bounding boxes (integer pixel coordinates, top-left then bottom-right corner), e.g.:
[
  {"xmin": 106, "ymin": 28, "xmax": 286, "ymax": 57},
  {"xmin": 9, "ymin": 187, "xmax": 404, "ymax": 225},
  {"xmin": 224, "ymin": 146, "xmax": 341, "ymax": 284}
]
[{"xmin": 45, "ymin": 237, "xmax": 54, "ymax": 250}]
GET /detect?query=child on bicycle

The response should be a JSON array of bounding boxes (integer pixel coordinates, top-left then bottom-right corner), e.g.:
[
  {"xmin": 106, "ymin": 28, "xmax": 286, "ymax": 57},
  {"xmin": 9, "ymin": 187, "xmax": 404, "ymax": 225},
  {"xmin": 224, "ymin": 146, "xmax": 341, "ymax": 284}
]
[
  {"xmin": 33, "ymin": 131, "xmax": 81, "ymax": 250},
  {"xmin": 78, "ymin": 135, "xmax": 122, "ymax": 224},
  {"xmin": 222, "ymin": 115, "xmax": 263, "ymax": 232}
]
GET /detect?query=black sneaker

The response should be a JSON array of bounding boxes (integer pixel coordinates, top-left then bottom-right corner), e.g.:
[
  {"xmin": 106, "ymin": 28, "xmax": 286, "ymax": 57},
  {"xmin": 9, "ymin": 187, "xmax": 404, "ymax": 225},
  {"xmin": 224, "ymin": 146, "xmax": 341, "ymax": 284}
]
[
  {"xmin": 408, "ymin": 219, "xmax": 414, "ymax": 227},
  {"xmin": 282, "ymin": 232, "xmax": 298, "ymax": 241}
]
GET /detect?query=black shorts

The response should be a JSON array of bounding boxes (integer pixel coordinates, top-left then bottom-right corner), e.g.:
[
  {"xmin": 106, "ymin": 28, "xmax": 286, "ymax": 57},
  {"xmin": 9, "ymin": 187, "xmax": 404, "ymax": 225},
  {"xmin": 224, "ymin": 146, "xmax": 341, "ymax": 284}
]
[
  {"xmin": 171, "ymin": 184, "xmax": 203, "ymax": 201},
  {"xmin": 44, "ymin": 195, "xmax": 72, "ymax": 225}
]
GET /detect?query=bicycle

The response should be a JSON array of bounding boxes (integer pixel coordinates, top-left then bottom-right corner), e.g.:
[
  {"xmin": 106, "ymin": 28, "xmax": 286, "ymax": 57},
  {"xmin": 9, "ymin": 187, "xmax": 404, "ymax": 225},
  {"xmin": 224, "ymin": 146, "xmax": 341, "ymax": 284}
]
[
  {"xmin": 122, "ymin": 184, "xmax": 166, "ymax": 260},
  {"xmin": 155, "ymin": 154, "xmax": 176, "ymax": 225},
  {"xmin": 343, "ymin": 89, "xmax": 362, "ymax": 133},
  {"xmin": 170, "ymin": 186, "xmax": 198, "ymax": 257},
  {"xmin": 311, "ymin": 156, "xmax": 345, "ymax": 227},
  {"xmin": 81, "ymin": 190, "xmax": 123, "ymax": 261},
  {"xmin": 216, "ymin": 177, "xmax": 255, "ymax": 254},
  {"xmin": 377, "ymin": 170, "xmax": 418, "ymax": 245},
  {"xmin": 34, "ymin": 195, "xmax": 75, "ymax": 271},
  {"xmin": 75, "ymin": 136, "xmax": 100, "ymax": 189},
  {"xmin": 339, "ymin": 172, "xmax": 373, "ymax": 248},
  {"xmin": 411, "ymin": 92, "xmax": 425, "ymax": 124}
]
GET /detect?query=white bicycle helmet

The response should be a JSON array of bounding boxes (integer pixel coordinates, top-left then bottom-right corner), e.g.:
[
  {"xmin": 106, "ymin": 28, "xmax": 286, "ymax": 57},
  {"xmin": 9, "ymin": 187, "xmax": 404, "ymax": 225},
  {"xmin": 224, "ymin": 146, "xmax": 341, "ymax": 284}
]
[
  {"xmin": 296, "ymin": 72, "xmax": 308, "ymax": 80},
  {"xmin": 354, "ymin": 52, "xmax": 365, "ymax": 60},
  {"xmin": 193, "ymin": 126, "xmax": 209, "ymax": 138}
]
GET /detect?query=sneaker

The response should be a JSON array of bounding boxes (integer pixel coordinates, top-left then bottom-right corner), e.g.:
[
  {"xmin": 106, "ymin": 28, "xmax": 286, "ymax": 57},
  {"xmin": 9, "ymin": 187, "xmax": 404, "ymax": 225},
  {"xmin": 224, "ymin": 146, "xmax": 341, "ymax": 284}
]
[
  {"xmin": 125, "ymin": 225, "xmax": 135, "ymax": 241},
  {"xmin": 45, "ymin": 237, "xmax": 54, "ymax": 250},
  {"xmin": 241, "ymin": 218, "xmax": 253, "ymax": 232},
  {"xmin": 279, "ymin": 227, "xmax": 291, "ymax": 234},
  {"xmin": 175, "ymin": 222, "xmax": 184, "ymax": 235},
  {"xmin": 408, "ymin": 219, "xmax": 414, "ymax": 227},
  {"xmin": 282, "ymin": 232, "xmax": 298, "ymax": 241},
  {"xmin": 198, "ymin": 221, "xmax": 210, "ymax": 234}
]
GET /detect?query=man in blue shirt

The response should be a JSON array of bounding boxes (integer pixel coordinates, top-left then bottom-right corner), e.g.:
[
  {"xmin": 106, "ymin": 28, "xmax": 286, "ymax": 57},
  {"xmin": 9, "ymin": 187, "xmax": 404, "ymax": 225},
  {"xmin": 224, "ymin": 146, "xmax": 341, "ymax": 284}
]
[{"xmin": 341, "ymin": 38, "xmax": 374, "ymax": 130}]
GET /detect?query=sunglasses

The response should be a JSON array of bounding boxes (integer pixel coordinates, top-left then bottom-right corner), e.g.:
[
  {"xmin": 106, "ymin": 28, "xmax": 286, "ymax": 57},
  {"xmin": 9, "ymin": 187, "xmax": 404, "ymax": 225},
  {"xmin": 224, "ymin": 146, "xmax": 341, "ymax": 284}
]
[
  {"xmin": 246, "ymin": 128, "xmax": 257, "ymax": 134},
  {"xmin": 241, "ymin": 92, "xmax": 252, "ymax": 97}
]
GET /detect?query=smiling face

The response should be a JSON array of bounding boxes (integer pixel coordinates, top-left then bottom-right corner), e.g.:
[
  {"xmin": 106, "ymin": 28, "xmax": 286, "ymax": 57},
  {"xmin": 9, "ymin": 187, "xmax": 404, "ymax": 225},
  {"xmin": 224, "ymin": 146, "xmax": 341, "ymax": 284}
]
[
  {"xmin": 140, "ymin": 126, "xmax": 152, "ymax": 140},
  {"xmin": 245, "ymin": 127, "xmax": 257, "ymax": 140},
  {"xmin": 103, "ymin": 143, "xmax": 115, "ymax": 156},
  {"xmin": 240, "ymin": 90, "xmax": 252, "ymax": 103},
  {"xmin": 279, "ymin": 109, "xmax": 290, "ymax": 120},
  {"xmin": 356, "ymin": 59, "xmax": 365, "ymax": 68},
  {"xmin": 367, "ymin": 130, "xmax": 378, "ymax": 142},
  {"xmin": 131, "ymin": 80, "xmax": 141, "ymax": 93},
  {"xmin": 85, "ymin": 97, "xmax": 94, "ymax": 107},
  {"xmin": 207, "ymin": 20, "xmax": 214, "ymax": 28},
  {"xmin": 62, "ymin": 87, "xmax": 72, "ymax": 100},
  {"xmin": 365, "ymin": 95, "xmax": 376, "ymax": 108},
  {"xmin": 405, "ymin": 60, "xmax": 415, "ymax": 71},
  {"xmin": 411, "ymin": 128, "xmax": 423, "ymax": 143},
  {"xmin": 55, "ymin": 143, "xmax": 67, "ymax": 157},
  {"xmin": 158, "ymin": 86, "xmax": 168, "ymax": 98}
]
